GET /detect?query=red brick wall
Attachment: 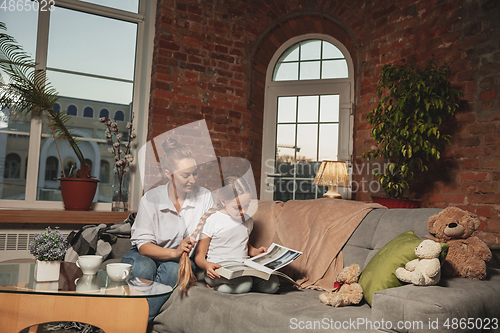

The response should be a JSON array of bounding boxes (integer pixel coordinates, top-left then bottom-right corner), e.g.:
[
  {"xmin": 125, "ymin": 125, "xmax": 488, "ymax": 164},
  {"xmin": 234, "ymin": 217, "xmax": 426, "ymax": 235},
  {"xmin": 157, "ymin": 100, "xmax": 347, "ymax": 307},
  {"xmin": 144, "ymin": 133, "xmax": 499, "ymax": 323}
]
[{"xmin": 149, "ymin": 0, "xmax": 500, "ymax": 239}]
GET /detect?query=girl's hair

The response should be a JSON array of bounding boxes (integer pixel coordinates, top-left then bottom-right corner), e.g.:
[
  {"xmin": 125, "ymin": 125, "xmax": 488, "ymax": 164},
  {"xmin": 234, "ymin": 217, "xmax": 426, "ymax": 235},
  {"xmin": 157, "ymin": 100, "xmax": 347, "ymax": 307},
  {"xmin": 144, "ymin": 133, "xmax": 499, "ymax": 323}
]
[
  {"xmin": 161, "ymin": 137, "xmax": 193, "ymax": 173},
  {"xmin": 176, "ymin": 175, "xmax": 252, "ymax": 293}
]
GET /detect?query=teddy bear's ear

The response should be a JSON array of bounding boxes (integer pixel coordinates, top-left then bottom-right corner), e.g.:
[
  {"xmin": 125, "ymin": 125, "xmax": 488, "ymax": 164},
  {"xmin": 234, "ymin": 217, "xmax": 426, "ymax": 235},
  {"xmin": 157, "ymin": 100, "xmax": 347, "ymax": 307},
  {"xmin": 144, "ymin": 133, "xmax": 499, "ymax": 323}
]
[
  {"xmin": 468, "ymin": 211, "xmax": 481, "ymax": 231},
  {"xmin": 428, "ymin": 212, "xmax": 439, "ymax": 234}
]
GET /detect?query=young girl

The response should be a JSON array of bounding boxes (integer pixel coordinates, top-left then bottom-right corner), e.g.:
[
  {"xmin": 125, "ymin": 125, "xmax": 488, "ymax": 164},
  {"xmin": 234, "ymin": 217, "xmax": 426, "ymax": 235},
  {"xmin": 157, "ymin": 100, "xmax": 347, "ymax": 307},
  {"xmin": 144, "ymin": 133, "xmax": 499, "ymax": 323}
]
[
  {"xmin": 122, "ymin": 137, "xmax": 214, "ymax": 320},
  {"xmin": 195, "ymin": 175, "xmax": 279, "ymax": 294}
]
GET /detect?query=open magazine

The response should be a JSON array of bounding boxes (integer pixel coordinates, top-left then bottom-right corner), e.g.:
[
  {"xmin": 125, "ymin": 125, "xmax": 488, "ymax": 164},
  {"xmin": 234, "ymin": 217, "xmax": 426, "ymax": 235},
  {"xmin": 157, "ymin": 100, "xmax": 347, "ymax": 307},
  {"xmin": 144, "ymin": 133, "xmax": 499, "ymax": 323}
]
[{"xmin": 215, "ymin": 243, "xmax": 302, "ymax": 287}]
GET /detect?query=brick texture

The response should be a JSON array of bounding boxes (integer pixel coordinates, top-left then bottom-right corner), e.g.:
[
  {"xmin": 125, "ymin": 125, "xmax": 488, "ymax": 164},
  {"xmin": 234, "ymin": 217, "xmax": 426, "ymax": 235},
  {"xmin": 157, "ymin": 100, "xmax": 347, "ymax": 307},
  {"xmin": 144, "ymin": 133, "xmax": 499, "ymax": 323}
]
[{"xmin": 148, "ymin": 0, "xmax": 500, "ymax": 238}]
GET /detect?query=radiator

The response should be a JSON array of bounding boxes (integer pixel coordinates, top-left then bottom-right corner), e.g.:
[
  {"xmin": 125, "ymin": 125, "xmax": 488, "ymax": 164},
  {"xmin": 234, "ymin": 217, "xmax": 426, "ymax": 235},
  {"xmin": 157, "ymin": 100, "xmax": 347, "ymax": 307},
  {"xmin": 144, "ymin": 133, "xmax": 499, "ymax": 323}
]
[{"xmin": 0, "ymin": 229, "xmax": 72, "ymax": 262}]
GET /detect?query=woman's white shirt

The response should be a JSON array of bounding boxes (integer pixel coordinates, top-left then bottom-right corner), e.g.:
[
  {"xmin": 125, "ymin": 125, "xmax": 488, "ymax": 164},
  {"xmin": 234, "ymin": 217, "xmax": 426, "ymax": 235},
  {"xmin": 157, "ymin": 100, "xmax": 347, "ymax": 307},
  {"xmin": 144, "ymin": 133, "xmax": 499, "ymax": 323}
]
[
  {"xmin": 131, "ymin": 183, "xmax": 214, "ymax": 252},
  {"xmin": 202, "ymin": 211, "xmax": 253, "ymax": 264}
]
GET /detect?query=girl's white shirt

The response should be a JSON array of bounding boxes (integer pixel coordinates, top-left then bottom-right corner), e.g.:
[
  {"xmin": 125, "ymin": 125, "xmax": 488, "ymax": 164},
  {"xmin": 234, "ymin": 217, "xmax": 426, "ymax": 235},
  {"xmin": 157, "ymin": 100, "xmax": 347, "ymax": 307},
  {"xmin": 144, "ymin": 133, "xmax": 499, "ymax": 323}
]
[
  {"xmin": 202, "ymin": 211, "xmax": 253, "ymax": 264},
  {"xmin": 131, "ymin": 183, "xmax": 214, "ymax": 254}
]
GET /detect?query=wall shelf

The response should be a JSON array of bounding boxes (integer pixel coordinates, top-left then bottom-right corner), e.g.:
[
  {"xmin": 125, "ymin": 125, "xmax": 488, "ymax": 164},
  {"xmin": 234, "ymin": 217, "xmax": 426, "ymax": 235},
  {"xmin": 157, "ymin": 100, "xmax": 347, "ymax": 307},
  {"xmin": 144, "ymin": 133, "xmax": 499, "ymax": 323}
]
[{"xmin": 0, "ymin": 210, "xmax": 132, "ymax": 224}]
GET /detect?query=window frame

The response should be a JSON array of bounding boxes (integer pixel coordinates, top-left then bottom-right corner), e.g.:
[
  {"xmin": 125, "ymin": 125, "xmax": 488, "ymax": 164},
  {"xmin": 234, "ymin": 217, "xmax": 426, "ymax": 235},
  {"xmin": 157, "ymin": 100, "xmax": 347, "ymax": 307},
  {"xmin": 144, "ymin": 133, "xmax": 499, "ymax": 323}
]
[
  {"xmin": 0, "ymin": 0, "xmax": 157, "ymax": 211},
  {"xmin": 260, "ymin": 34, "xmax": 354, "ymax": 200}
]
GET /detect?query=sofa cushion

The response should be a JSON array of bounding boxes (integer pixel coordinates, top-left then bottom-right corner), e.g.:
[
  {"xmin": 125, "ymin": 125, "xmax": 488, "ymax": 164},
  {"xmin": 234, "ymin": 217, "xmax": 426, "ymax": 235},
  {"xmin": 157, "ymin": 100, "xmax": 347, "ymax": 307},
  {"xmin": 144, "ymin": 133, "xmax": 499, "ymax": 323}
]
[
  {"xmin": 358, "ymin": 230, "xmax": 448, "ymax": 306},
  {"xmin": 152, "ymin": 282, "xmax": 374, "ymax": 333},
  {"xmin": 371, "ymin": 268, "xmax": 500, "ymax": 333},
  {"xmin": 342, "ymin": 208, "xmax": 442, "ymax": 270}
]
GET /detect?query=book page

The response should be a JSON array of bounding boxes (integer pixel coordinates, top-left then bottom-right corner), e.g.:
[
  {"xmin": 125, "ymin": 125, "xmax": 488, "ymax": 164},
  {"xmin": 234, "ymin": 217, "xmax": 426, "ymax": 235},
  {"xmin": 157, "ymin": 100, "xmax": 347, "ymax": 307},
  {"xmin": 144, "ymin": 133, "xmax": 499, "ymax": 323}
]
[{"xmin": 244, "ymin": 243, "xmax": 302, "ymax": 274}]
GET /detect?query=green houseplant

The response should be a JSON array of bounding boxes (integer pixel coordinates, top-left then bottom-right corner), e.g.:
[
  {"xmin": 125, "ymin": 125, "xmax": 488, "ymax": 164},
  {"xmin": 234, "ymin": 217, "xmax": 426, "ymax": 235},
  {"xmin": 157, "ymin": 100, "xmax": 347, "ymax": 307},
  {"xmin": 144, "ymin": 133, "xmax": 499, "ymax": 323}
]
[
  {"xmin": 362, "ymin": 58, "xmax": 462, "ymax": 207},
  {"xmin": 0, "ymin": 22, "xmax": 98, "ymax": 210},
  {"xmin": 29, "ymin": 227, "xmax": 68, "ymax": 281}
]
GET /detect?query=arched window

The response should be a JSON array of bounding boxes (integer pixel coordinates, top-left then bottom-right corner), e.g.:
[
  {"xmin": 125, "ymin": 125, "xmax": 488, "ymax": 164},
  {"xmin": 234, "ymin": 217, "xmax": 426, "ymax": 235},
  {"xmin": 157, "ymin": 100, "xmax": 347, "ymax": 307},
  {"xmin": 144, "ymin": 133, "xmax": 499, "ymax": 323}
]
[
  {"xmin": 99, "ymin": 108, "xmax": 110, "ymax": 119},
  {"xmin": 261, "ymin": 35, "xmax": 353, "ymax": 201},
  {"xmin": 52, "ymin": 103, "xmax": 61, "ymax": 113},
  {"xmin": 45, "ymin": 156, "xmax": 59, "ymax": 180},
  {"xmin": 4, "ymin": 153, "xmax": 21, "ymax": 179},
  {"xmin": 67, "ymin": 104, "xmax": 78, "ymax": 116},
  {"xmin": 100, "ymin": 160, "xmax": 110, "ymax": 183},
  {"xmin": 83, "ymin": 107, "xmax": 94, "ymax": 118},
  {"xmin": 114, "ymin": 110, "xmax": 125, "ymax": 121}
]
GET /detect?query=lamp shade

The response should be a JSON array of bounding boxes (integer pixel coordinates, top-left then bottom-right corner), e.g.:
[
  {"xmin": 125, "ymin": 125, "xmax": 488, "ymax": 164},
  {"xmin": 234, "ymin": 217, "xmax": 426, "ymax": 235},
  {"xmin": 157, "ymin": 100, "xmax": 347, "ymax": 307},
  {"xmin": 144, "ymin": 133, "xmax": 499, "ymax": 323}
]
[{"xmin": 313, "ymin": 160, "xmax": 350, "ymax": 198}]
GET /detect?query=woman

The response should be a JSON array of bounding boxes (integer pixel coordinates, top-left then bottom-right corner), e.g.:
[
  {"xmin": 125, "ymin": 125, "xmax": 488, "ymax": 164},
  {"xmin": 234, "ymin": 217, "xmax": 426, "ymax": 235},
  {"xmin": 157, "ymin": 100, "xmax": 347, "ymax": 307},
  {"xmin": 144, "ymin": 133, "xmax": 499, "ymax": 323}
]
[{"xmin": 121, "ymin": 137, "xmax": 214, "ymax": 321}]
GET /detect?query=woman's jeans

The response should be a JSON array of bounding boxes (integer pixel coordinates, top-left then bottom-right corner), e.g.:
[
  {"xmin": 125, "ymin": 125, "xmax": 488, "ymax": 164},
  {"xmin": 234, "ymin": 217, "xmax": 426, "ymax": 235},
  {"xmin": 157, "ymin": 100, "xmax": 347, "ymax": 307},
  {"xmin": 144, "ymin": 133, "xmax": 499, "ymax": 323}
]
[{"xmin": 121, "ymin": 246, "xmax": 196, "ymax": 322}]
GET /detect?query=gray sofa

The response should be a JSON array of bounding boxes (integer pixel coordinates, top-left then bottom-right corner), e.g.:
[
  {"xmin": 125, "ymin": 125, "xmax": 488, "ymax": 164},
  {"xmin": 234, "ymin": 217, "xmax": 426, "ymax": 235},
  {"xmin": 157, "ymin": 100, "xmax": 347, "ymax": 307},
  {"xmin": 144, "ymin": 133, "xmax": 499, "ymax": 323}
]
[{"xmin": 107, "ymin": 200, "xmax": 500, "ymax": 333}]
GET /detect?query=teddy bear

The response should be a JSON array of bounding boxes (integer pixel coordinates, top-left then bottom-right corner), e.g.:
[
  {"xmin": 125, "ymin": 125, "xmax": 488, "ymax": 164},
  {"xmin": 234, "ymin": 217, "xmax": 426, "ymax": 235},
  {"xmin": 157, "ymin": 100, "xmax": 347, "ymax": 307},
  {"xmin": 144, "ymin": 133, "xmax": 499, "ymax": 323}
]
[
  {"xmin": 319, "ymin": 264, "xmax": 363, "ymax": 307},
  {"xmin": 427, "ymin": 206, "xmax": 492, "ymax": 280},
  {"xmin": 395, "ymin": 239, "xmax": 442, "ymax": 286}
]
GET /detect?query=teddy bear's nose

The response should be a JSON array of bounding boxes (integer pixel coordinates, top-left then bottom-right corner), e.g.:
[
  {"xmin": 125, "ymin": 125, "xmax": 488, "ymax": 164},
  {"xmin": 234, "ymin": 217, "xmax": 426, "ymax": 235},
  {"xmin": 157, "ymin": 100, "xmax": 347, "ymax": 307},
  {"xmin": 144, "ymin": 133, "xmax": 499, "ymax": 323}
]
[{"xmin": 448, "ymin": 222, "xmax": 458, "ymax": 228}]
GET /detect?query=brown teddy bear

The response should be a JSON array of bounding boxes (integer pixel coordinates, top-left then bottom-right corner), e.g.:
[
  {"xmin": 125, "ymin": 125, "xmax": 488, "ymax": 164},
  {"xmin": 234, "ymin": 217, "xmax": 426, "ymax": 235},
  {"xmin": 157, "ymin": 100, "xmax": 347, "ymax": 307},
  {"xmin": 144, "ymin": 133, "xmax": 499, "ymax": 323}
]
[
  {"xmin": 319, "ymin": 264, "xmax": 363, "ymax": 307},
  {"xmin": 428, "ymin": 207, "xmax": 492, "ymax": 280}
]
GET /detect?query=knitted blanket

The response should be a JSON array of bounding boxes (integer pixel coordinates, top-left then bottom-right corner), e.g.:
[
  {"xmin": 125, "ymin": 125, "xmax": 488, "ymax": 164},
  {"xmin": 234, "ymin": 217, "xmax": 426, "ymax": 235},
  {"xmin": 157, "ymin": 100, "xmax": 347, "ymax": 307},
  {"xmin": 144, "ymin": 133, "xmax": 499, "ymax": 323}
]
[
  {"xmin": 65, "ymin": 213, "xmax": 135, "ymax": 263},
  {"xmin": 272, "ymin": 199, "xmax": 382, "ymax": 291}
]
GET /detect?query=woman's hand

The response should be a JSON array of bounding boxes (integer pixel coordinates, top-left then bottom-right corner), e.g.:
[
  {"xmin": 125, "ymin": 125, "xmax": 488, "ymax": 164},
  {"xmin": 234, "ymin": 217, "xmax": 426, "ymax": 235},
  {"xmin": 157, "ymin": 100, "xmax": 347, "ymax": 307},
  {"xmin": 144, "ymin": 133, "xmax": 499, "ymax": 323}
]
[
  {"xmin": 175, "ymin": 236, "xmax": 196, "ymax": 258},
  {"xmin": 205, "ymin": 262, "xmax": 221, "ymax": 279},
  {"xmin": 249, "ymin": 244, "xmax": 268, "ymax": 257}
]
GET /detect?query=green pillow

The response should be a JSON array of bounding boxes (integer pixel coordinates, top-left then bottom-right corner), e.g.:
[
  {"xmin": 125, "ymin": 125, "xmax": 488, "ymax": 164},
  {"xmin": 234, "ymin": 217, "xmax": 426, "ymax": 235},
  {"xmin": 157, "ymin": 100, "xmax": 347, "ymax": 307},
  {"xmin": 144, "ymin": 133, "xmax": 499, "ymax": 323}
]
[{"xmin": 358, "ymin": 231, "xmax": 448, "ymax": 306}]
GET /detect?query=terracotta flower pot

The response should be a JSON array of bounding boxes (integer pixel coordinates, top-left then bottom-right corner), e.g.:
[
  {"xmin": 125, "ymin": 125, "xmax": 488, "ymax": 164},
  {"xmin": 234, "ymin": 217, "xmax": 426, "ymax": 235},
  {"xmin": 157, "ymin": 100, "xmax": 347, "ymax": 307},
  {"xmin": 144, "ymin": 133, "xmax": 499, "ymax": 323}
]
[
  {"xmin": 59, "ymin": 178, "xmax": 100, "ymax": 211},
  {"xmin": 371, "ymin": 196, "xmax": 422, "ymax": 209}
]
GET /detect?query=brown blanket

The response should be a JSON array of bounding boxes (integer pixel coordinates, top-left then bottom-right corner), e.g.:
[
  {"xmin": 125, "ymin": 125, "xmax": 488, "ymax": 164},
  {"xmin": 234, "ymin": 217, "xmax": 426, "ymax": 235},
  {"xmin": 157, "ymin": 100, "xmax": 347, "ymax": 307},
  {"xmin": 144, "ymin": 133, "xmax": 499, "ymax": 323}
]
[{"xmin": 272, "ymin": 198, "xmax": 383, "ymax": 291}]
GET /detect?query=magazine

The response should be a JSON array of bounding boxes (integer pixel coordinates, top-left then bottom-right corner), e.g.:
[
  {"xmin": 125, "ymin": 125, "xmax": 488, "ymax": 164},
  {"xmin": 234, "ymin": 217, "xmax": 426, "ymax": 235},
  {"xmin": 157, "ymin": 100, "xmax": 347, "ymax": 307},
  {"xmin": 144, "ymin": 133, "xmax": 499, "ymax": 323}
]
[{"xmin": 215, "ymin": 243, "xmax": 302, "ymax": 287}]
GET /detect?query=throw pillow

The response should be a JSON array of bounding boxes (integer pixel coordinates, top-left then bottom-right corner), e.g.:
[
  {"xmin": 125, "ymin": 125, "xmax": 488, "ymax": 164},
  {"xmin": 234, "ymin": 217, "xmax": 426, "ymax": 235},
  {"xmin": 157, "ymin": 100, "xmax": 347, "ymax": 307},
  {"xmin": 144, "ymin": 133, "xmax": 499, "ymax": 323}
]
[{"xmin": 358, "ymin": 230, "xmax": 448, "ymax": 306}]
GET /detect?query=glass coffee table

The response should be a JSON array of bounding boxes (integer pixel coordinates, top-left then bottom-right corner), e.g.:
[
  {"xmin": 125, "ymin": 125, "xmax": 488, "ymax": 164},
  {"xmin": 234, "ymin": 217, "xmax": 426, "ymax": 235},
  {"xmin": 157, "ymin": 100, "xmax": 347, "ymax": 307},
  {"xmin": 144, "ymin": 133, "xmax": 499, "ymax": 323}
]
[{"xmin": 0, "ymin": 261, "xmax": 172, "ymax": 333}]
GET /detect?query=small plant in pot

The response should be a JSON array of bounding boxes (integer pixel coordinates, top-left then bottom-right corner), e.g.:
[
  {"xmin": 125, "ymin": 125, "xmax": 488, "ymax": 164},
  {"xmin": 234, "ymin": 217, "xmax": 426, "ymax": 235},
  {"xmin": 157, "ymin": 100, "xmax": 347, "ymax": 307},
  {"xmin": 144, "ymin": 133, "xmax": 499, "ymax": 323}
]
[
  {"xmin": 29, "ymin": 227, "xmax": 68, "ymax": 281},
  {"xmin": 0, "ymin": 22, "xmax": 99, "ymax": 210},
  {"xmin": 362, "ymin": 58, "xmax": 462, "ymax": 208}
]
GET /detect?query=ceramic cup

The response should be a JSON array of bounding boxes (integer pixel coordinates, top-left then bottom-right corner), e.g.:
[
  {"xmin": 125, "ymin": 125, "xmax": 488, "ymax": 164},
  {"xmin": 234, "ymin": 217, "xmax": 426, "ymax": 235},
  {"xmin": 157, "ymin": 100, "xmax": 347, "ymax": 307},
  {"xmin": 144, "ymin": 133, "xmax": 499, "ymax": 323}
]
[
  {"xmin": 75, "ymin": 275, "xmax": 100, "ymax": 293},
  {"xmin": 106, "ymin": 263, "xmax": 132, "ymax": 282},
  {"xmin": 75, "ymin": 255, "xmax": 103, "ymax": 275}
]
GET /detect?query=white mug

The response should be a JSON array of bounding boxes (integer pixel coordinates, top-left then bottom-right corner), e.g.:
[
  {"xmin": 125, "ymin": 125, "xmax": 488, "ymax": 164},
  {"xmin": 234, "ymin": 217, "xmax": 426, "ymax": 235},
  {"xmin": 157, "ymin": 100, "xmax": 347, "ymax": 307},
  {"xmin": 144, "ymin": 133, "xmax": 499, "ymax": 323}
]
[
  {"xmin": 75, "ymin": 275, "xmax": 100, "ymax": 293},
  {"xmin": 106, "ymin": 263, "xmax": 132, "ymax": 282},
  {"xmin": 75, "ymin": 255, "xmax": 103, "ymax": 275}
]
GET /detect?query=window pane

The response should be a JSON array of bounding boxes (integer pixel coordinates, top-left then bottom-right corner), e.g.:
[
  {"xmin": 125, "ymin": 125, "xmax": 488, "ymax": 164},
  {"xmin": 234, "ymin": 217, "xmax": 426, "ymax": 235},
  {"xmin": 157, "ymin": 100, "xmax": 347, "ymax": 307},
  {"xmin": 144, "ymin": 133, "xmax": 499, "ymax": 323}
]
[
  {"xmin": 297, "ymin": 96, "xmax": 319, "ymax": 123},
  {"xmin": 296, "ymin": 124, "xmax": 318, "ymax": 162},
  {"xmin": 0, "ymin": 13, "xmax": 37, "ymax": 201},
  {"xmin": 322, "ymin": 42, "xmax": 345, "ymax": 59},
  {"xmin": 2, "ymin": 11, "xmax": 38, "ymax": 59},
  {"xmin": 275, "ymin": 147, "xmax": 295, "ymax": 177},
  {"xmin": 276, "ymin": 124, "xmax": 296, "ymax": 148},
  {"xmin": 273, "ymin": 178, "xmax": 294, "ymax": 202},
  {"xmin": 319, "ymin": 124, "xmax": 339, "ymax": 161},
  {"xmin": 276, "ymin": 125, "xmax": 296, "ymax": 177},
  {"xmin": 279, "ymin": 45, "xmax": 299, "ymax": 62},
  {"xmin": 320, "ymin": 95, "xmax": 340, "ymax": 122},
  {"xmin": 277, "ymin": 96, "xmax": 297, "ymax": 123},
  {"xmin": 294, "ymin": 179, "xmax": 316, "ymax": 201},
  {"xmin": 78, "ymin": 0, "xmax": 140, "ymax": 13},
  {"xmin": 300, "ymin": 40, "xmax": 321, "ymax": 61},
  {"xmin": 273, "ymin": 62, "xmax": 298, "ymax": 81},
  {"xmin": 47, "ymin": 70, "xmax": 134, "ymax": 105},
  {"xmin": 300, "ymin": 61, "xmax": 321, "ymax": 80},
  {"xmin": 48, "ymin": 8, "xmax": 137, "ymax": 80},
  {"xmin": 322, "ymin": 60, "xmax": 348, "ymax": 79}
]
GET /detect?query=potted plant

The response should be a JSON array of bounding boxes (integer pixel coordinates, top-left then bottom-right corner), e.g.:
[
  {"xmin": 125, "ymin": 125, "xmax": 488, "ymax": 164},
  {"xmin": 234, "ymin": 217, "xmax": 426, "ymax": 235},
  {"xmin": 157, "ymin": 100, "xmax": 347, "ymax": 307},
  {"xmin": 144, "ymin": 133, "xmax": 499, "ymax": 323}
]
[
  {"xmin": 362, "ymin": 58, "xmax": 462, "ymax": 208},
  {"xmin": 29, "ymin": 227, "xmax": 68, "ymax": 281},
  {"xmin": 0, "ymin": 22, "xmax": 99, "ymax": 210}
]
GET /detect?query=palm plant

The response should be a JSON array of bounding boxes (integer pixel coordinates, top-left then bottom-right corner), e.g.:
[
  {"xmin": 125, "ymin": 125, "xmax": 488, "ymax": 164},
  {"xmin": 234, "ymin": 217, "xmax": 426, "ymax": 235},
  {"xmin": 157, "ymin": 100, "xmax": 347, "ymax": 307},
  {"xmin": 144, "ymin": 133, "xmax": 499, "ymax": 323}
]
[{"xmin": 0, "ymin": 22, "xmax": 91, "ymax": 178}]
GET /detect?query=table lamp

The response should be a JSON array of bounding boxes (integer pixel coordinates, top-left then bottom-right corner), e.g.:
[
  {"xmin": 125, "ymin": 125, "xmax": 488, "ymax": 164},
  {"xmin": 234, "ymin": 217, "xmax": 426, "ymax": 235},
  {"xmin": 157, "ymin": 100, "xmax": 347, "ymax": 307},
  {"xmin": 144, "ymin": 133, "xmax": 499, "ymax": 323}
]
[{"xmin": 313, "ymin": 160, "xmax": 350, "ymax": 199}]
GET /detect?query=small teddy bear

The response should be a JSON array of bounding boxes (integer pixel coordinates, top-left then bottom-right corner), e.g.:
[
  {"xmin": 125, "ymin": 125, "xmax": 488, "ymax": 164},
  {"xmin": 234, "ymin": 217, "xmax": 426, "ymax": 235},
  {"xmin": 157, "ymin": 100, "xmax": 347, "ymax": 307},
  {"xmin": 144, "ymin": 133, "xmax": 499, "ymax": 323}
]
[
  {"xmin": 428, "ymin": 207, "xmax": 492, "ymax": 280},
  {"xmin": 319, "ymin": 264, "xmax": 363, "ymax": 307},
  {"xmin": 396, "ymin": 239, "xmax": 442, "ymax": 286}
]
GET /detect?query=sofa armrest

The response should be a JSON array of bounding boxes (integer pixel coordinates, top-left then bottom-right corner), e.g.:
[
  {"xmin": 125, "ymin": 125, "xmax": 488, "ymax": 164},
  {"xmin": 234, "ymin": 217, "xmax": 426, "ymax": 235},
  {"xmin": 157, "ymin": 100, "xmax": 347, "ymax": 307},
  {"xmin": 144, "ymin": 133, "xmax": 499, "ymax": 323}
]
[{"xmin": 371, "ymin": 268, "xmax": 500, "ymax": 333}]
